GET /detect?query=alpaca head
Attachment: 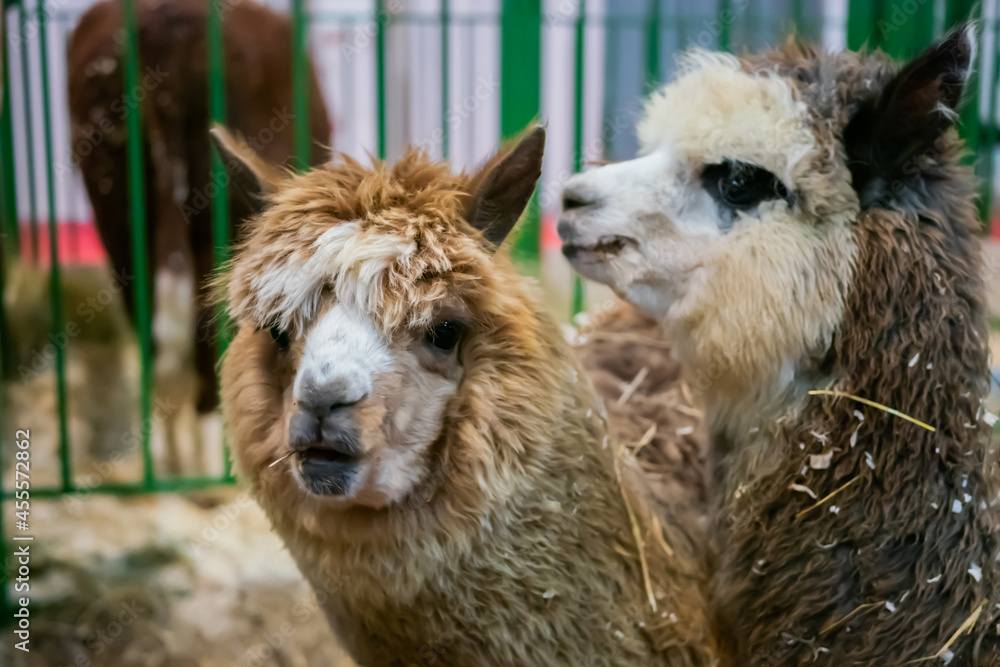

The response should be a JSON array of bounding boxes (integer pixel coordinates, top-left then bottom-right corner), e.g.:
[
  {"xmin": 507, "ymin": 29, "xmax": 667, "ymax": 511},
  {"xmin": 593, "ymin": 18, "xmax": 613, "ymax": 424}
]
[
  {"xmin": 215, "ymin": 127, "xmax": 547, "ymax": 510},
  {"xmin": 559, "ymin": 27, "xmax": 975, "ymax": 398}
]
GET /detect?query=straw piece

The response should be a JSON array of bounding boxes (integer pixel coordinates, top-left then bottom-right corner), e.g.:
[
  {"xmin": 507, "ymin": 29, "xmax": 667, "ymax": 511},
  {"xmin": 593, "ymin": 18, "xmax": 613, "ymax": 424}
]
[
  {"xmin": 795, "ymin": 477, "xmax": 860, "ymax": 519},
  {"xmin": 616, "ymin": 366, "xmax": 650, "ymax": 408},
  {"xmin": 631, "ymin": 424, "xmax": 658, "ymax": 457},
  {"xmin": 808, "ymin": 390, "xmax": 936, "ymax": 432},
  {"xmin": 268, "ymin": 451, "xmax": 295, "ymax": 468},
  {"xmin": 648, "ymin": 514, "xmax": 675, "ymax": 559},
  {"xmin": 903, "ymin": 599, "xmax": 985, "ymax": 664},
  {"xmin": 614, "ymin": 440, "xmax": 657, "ymax": 612},
  {"xmin": 821, "ymin": 601, "xmax": 883, "ymax": 635}
]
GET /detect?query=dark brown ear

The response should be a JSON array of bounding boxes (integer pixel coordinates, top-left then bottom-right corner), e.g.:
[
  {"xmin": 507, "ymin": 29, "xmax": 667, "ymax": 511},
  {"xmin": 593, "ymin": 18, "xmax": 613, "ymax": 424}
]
[
  {"xmin": 209, "ymin": 125, "xmax": 283, "ymax": 217},
  {"xmin": 466, "ymin": 126, "xmax": 545, "ymax": 251},
  {"xmin": 844, "ymin": 24, "xmax": 976, "ymax": 207}
]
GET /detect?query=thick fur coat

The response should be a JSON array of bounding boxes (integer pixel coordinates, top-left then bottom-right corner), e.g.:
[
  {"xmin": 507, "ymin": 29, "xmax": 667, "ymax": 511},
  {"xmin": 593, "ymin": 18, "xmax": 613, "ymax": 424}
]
[{"xmin": 218, "ymin": 134, "xmax": 713, "ymax": 665}]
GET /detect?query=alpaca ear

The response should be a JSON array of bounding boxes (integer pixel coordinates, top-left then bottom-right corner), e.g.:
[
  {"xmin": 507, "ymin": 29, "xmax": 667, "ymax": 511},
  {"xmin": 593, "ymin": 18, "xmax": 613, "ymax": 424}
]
[
  {"xmin": 844, "ymin": 23, "xmax": 976, "ymax": 206},
  {"xmin": 466, "ymin": 126, "xmax": 545, "ymax": 251},
  {"xmin": 209, "ymin": 125, "xmax": 283, "ymax": 216}
]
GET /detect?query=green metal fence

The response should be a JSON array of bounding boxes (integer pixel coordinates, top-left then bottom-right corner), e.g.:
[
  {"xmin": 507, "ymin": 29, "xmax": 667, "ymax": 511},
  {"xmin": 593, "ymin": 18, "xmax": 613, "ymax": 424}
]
[{"xmin": 0, "ymin": 0, "xmax": 996, "ymax": 619}]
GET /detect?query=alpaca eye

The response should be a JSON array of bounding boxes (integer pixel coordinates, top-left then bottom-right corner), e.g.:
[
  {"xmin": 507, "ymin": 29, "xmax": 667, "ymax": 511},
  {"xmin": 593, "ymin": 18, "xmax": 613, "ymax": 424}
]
[
  {"xmin": 269, "ymin": 324, "xmax": 290, "ymax": 351},
  {"xmin": 704, "ymin": 160, "xmax": 789, "ymax": 210},
  {"xmin": 426, "ymin": 320, "xmax": 464, "ymax": 352}
]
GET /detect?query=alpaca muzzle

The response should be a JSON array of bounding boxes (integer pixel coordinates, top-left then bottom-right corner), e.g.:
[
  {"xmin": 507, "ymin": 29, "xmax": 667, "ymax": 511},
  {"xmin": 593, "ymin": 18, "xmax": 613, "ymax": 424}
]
[{"xmin": 288, "ymin": 406, "xmax": 363, "ymax": 496}]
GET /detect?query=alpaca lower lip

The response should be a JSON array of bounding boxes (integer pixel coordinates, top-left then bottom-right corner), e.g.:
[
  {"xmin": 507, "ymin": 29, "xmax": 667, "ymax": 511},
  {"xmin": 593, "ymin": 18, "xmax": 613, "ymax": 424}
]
[{"xmin": 297, "ymin": 448, "xmax": 360, "ymax": 496}]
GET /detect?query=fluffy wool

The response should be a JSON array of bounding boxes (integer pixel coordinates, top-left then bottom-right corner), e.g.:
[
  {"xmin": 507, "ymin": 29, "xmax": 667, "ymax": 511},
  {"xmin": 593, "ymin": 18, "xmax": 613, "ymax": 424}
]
[
  {"xmin": 217, "ymin": 132, "xmax": 714, "ymax": 665},
  {"xmin": 559, "ymin": 27, "xmax": 1000, "ymax": 665}
]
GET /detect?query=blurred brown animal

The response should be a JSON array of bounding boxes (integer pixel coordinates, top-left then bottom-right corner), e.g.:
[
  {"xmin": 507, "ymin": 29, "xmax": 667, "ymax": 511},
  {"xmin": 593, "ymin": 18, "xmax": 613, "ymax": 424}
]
[{"xmin": 67, "ymin": 0, "xmax": 331, "ymax": 473}]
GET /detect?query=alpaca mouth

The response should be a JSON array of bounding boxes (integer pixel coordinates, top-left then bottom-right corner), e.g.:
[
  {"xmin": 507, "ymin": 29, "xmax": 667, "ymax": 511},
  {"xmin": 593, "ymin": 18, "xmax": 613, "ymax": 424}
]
[
  {"xmin": 561, "ymin": 235, "xmax": 635, "ymax": 260},
  {"xmin": 296, "ymin": 447, "xmax": 360, "ymax": 496}
]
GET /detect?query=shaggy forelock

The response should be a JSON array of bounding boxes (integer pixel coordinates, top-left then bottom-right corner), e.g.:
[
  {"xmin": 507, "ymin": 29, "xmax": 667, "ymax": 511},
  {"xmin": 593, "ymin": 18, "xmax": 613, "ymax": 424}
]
[{"xmin": 223, "ymin": 150, "xmax": 495, "ymax": 334}]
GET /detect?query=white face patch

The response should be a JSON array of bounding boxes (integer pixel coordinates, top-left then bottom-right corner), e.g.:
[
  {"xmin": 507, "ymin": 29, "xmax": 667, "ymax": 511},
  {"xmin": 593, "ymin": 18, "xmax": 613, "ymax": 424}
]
[
  {"xmin": 288, "ymin": 300, "xmax": 460, "ymax": 508},
  {"xmin": 294, "ymin": 302, "xmax": 392, "ymax": 406}
]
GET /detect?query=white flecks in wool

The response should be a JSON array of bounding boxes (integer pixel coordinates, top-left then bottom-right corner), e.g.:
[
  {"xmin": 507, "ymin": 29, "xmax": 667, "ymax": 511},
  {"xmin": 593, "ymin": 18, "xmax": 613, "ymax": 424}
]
[
  {"xmin": 969, "ymin": 563, "xmax": 983, "ymax": 582},
  {"xmin": 789, "ymin": 483, "xmax": 817, "ymax": 499},
  {"xmin": 809, "ymin": 452, "xmax": 832, "ymax": 470}
]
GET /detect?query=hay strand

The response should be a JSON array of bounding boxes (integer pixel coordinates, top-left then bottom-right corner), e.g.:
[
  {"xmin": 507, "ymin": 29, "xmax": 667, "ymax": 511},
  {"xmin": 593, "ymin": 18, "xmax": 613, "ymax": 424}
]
[
  {"xmin": 616, "ymin": 366, "xmax": 650, "ymax": 408},
  {"xmin": 903, "ymin": 599, "xmax": 985, "ymax": 664},
  {"xmin": 820, "ymin": 601, "xmax": 883, "ymax": 635},
  {"xmin": 808, "ymin": 390, "xmax": 936, "ymax": 432},
  {"xmin": 268, "ymin": 451, "xmax": 295, "ymax": 468},
  {"xmin": 614, "ymin": 440, "xmax": 657, "ymax": 612},
  {"xmin": 795, "ymin": 477, "xmax": 860, "ymax": 519},
  {"xmin": 630, "ymin": 423, "xmax": 658, "ymax": 457}
]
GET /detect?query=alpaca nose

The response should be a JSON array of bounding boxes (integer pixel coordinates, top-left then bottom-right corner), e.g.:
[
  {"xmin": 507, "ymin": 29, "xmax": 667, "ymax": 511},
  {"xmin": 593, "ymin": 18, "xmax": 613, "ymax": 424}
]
[
  {"xmin": 297, "ymin": 374, "xmax": 369, "ymax": 418},
  {"xmin": 292, "ymin": 375, "xmax": 367, "ymax": 458}
]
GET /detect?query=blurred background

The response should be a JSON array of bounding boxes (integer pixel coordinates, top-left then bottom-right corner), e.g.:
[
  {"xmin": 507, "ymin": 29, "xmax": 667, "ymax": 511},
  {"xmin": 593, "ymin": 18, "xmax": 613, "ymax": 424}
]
[{"xmin": 1, "ymin": 0, "xmax": 999, "ymax": 664}]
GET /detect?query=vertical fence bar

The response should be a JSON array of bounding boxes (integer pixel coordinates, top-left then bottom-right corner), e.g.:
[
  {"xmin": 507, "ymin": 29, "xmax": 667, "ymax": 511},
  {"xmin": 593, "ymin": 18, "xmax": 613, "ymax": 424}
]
[
  {"xmin": 38, "ymin": 0, "xmax": 71, "ymax": 491},
  {"xmin": 0, "ymin": 5, "xmax": 19, "ymax": 257},
  {"xmin": 207, "ymin": 0, "xmax": 232, "ymax": 477},
  {"xmin": 440, "ymin": 0, "xmax": 449, "ymax": 161},
  {"xmin": 121, "ymin": 0, "xmax": 155, "ymax": 489},
  {"xmin": 846, "ymin": 0, "xmax": 879, "ymax": 50},
  {"xmin": 375, "ymin": 0, "xmax": 387, "ymax": 160},
  {"xmin": 571, "ymin": 0, "xmax": 586, "ymax": 315},
  {"xmin": 17, "ymin": 5, "xmax": 37, "ymax": 263},
  {"xmin": 291, "ymin": 0, "xmax": 310, "ymax": 169},
  {"xmin": 501, "ymin": 0, "xmax": 541, "ymax": 266},
  {"xmin": 644, "ymin": 0, "xmax": 660, "ymax": 89},
  {"xmin": 208, "ymin": 0, "xmax": 228, "ymax": 305},
  {"xmin": 791, "ymin": 0, "xmax": 805, "ymax": 36},
  {"xmin": 718, "ymin": 0, "xmax": 731, "ymax": 52}
]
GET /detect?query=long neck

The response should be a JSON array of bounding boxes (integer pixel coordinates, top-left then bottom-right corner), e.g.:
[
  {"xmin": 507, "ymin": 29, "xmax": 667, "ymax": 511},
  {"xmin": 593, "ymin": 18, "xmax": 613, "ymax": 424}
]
[{"xmin": 712, "ymin": 156, "xmax": 1000, "ymax": 663}]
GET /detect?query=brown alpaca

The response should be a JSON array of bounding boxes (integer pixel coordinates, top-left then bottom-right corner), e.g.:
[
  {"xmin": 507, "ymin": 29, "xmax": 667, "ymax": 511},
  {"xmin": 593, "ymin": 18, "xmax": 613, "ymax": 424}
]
[
  {"xmin": 559, "ymin": 26, "xmax": 1000, "ymax": 665},
  {"xmin": 68, "ymin": 0, "xmax": 330, "ymax": 471},
  {"xmin": 215, "ymin": 127, "xmax": 713, "ymax": 665}
]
